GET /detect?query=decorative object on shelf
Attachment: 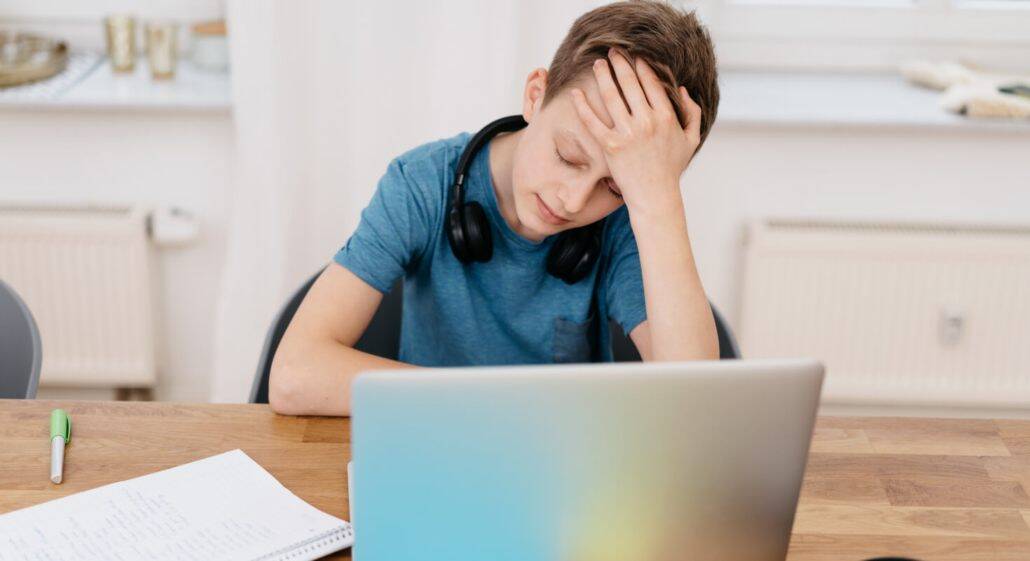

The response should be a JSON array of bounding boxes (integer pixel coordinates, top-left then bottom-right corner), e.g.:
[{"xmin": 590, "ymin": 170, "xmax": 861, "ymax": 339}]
[
  {"xmin": 104, "ymin": 15, "xmax": 136, "ymax": 72},
  {"xmin": 144, "ymin": 21, "xmax": 178, "ymax": 80},
  {"xmin": 900, "ymin": 60, "xmax": 1030, "ymax": 119},
  {"xmin": 0, "ymin": 51, "xmax": 101, "ymax": 101},
  {"xmin": 0, "ymin": 33, "xmax": 68, "ymax": 88},
  {"xmin": 998, "ymin": 83, "xmax": 1030, "ymax": 101},
  {"xmin": 191, "ymin": 20, "xmax": 228, "ymax": 73}
]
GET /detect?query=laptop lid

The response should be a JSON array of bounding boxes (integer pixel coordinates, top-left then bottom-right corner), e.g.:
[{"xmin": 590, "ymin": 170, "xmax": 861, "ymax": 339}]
[{"xmin": 351, "ymin": 358, "xmax": 824, "ymax": 561}]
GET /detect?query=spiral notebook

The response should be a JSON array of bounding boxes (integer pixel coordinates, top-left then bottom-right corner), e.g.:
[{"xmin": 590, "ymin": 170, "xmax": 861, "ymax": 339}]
[{"xmin": 0, "ymin": 449, "xmax": 353, "ymax": 561}]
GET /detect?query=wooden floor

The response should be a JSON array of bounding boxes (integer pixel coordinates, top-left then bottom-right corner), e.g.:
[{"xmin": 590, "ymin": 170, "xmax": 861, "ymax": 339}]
[{"xmin": 1, "ymin": 400, "xmax": 1029, "ymax": 560}]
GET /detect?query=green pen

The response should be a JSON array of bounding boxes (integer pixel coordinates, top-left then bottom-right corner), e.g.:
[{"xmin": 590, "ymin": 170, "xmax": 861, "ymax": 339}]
[{"xmin": 49, "ymin": 409, "xmax": 71, "ymax": 484}]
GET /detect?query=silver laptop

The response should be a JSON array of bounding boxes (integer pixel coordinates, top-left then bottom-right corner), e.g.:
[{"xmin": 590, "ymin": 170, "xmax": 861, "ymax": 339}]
[{"xmin": 349, "ymin": 358, "xmax": 824, "ymax": 561}]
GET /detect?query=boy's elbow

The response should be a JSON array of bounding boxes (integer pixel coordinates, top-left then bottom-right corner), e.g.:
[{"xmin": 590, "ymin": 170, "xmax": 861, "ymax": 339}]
[
  {"xmin": 268, "ymin": 384, "xmax": 298, "ymax": 416},
  {"xmin": 268, "ymin": 351, "xmax": 304, "ymax": 415}
]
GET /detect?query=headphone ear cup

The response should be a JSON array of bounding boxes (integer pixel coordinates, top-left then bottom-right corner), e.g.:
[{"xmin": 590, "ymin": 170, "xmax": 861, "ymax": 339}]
[
  {"xmin": 446, "ymin": 206, "xmax": 472, "ymax": 263},
  {"xmin": 565, "ymin": 234, "xmax": 601, "ymax": 283},
  {"xmin": 546, "ymin": 234, "xmax": 578, "ymax": 280},
  {"xmin": 546, "ymin": 226, "xmax": 601, "ymax": 284},
  {"xmin": 461, "ymin": 202, "xmax": 493, "ymax": 262}
]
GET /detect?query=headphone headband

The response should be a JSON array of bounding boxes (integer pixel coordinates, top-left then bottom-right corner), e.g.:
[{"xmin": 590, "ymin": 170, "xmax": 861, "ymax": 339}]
[{"xmin": 452, "ymin": 115, "xmax": 528, "ymax": 206}]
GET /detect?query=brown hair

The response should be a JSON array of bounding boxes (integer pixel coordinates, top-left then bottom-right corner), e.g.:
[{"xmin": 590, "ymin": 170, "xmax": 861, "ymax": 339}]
[{"xmin": 542, "ymin": 0, "xmax": 719, "ymax": 150}]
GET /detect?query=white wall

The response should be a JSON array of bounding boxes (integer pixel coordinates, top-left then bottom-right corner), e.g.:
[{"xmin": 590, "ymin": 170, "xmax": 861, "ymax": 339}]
[
  {"xmin": 683, "ymin": 124, "xmax": 1030, "ymax": 330},
  {"xmin": 0, "ymin": 109, "xmax": 233, "ymax": 402}
]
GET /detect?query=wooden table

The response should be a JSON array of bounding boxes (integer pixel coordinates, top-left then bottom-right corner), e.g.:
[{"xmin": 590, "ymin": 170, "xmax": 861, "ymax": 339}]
[{"xmin": 2, "ymin": 400, "xmax": 1029, "ymax": 560}]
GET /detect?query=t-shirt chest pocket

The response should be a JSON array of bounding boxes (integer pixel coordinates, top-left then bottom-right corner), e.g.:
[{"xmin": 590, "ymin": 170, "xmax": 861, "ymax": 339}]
[{"xmin": 552, "ymin": 310, "xmax": 597, "ymax": 363}]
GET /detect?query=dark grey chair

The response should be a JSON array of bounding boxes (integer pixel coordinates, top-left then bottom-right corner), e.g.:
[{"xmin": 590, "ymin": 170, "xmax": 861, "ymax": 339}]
[
  {"xmin": 0, "ymin": 279, "xmax": 42, "ymax": 399},
  {"xmin": 251, "ymin": 268, "xmax": 740, "ymax": 404}
]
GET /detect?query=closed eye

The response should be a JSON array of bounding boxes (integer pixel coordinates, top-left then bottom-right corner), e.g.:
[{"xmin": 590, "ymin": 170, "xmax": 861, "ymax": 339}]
[
  {"xmin": 555, "ymin": 146, "xmax": 578, "ymax": 168},
  {"xmin": 555, "ymin": 145, "xmax": 623, "ymax": 200},
  {"xmin": 605, "ymin": 178, "xmax": 623, "ymax": 200}
]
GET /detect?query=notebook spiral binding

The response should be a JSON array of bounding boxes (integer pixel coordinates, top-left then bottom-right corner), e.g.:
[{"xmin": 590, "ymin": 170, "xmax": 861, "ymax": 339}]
[{"xmin": 253, "ymin": 522, "xmax": 354, "ymax": 561}]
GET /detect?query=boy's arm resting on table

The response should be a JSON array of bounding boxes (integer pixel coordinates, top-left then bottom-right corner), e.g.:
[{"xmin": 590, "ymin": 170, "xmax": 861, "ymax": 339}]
[
  {"xmin": 271, "ymin": 151, "xmax": 433, "ymax": 417},
  {"xmin": 269, "ymin": 262, "xmax": 419, "ymax": 417}
]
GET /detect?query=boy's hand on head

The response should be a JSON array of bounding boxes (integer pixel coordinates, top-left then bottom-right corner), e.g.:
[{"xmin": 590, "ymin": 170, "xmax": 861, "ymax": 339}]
[{"xmin": 570, "ymin": 48, "xmax": 702, "ymax": 218}]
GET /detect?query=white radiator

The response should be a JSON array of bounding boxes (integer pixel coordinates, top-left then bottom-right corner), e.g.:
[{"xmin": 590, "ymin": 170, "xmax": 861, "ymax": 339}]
[
  {"xmin": 0, "ymin": 205, "xmax": 157, "ymax": 388},
  {"xmin": 739, "ymin": 219, "xmax": 1030, "ymax": 408}
]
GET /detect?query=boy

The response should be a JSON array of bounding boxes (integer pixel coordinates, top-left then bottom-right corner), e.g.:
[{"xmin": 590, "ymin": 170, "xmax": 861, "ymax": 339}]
[{"xmin": 270, "ymin": 0, "xmax": 721, "ymax": 416}]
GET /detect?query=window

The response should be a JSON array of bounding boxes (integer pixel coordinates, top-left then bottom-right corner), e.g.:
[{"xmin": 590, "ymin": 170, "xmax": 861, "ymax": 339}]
[{"xmin": 681, "ymin": 0, "xmax": 1030, "ymax": 71}]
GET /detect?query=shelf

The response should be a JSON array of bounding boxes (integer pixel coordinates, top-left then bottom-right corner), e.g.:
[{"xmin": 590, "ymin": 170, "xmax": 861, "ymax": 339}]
[{"xmin": 0, "ymin": 54, "xmax": 231, "ymax": 112}]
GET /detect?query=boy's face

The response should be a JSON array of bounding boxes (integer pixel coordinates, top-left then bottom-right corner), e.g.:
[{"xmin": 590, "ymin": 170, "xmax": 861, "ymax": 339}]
[{"xmin": 510, "ymin": 68, "xmax": 626, "ymax": 241}]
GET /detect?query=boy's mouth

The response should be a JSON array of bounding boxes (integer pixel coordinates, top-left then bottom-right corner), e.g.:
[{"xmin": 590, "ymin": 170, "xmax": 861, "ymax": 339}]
[{"xmin": 535, "ymin": 194, "xmax": 571, "ymax": 226}]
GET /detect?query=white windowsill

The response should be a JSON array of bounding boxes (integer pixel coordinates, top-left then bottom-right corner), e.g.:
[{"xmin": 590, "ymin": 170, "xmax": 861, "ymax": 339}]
[
  {"xmin": 717, "ymin": 70, "xmax": 1030, "ymax": 133},
  {"xmin": 4, "ymin": 61, "xmax": 1029, "ymax": 134}
]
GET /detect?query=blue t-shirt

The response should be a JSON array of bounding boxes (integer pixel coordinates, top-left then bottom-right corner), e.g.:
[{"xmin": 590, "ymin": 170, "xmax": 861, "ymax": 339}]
[{"xmin": 333, "ymin": 131, "xmax": 646, "ymax": 365}]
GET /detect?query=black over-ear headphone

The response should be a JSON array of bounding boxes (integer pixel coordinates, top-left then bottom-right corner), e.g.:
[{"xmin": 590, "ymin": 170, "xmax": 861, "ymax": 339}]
[{"xmin": 445, "ymin": 114, "xmax": 604, "ymax": 285}]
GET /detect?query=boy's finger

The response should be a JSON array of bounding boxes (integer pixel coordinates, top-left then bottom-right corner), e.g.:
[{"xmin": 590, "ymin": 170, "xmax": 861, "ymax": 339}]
[
  {"xmin": 636, "ymin": 58, "xmax": 675, "ymax": 119},
  {"xmin": 680, "ymin": 86, "xmax": 702, "ymax": 141},
  {"xmin": 571, "ymin": 88, "xmax": 613, "ymax": 144},
  {"xmin": 592, "ymin": 58, "xmax": 632, "ymax": 129},
  {"xmin": 607, "ymin": 49, "xmax": 650, "ymax": 116}
]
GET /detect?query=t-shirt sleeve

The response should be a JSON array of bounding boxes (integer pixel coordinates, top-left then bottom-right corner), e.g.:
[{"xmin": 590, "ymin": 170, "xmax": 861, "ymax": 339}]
[
  {"xmin": 602, "ymin": 208, "xmax": 647, "ymax": 336},
  {"xmin": 333, "ymin": 157, "xmax": 437, "ymax": 293}
]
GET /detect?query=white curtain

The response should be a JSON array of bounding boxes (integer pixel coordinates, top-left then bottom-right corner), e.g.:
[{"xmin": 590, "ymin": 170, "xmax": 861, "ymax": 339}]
[{"xmin": 212, "ymin": 0, "xmax": 598, "ymax": 401}]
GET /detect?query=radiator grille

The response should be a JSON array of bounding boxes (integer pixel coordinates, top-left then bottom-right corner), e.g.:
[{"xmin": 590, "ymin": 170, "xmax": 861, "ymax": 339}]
[
  {"xmin": 0, "ymin": 205, "xmax": 157, "ymax": 387},
  {"xmin": 740, "ymin": 219, "xmax": 1030, "ymax": 408}
]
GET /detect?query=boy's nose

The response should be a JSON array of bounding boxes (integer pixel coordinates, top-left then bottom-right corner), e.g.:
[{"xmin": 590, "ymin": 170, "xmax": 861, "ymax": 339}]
[{"xmin": 556, "ymin": 182, "xmax": 592, "ymax": 216}]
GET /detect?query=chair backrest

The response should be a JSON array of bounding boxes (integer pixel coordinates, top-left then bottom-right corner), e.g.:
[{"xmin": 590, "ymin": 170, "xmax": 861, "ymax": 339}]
[
  {"xmin": 0, "ymin": 279, "xmax": 42, "ymax": 399},
  {"xmin": 251, "ymin": 268, "xmax": 740, "ymax": 403}
]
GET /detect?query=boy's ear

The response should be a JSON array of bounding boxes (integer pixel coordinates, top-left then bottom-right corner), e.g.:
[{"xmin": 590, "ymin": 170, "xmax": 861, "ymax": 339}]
[{"xmin": 522, "ymin": 68, "xmax": 548, "ymax": 123}]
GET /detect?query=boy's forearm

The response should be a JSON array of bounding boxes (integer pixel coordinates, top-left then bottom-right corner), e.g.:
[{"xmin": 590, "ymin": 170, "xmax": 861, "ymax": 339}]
[
  {"xmin": 628, "ymin": 191, "xmax": 719, "ymax": 361},
  {"xmin": 269, "ymin": 337, "xmax": 418, "ymax": 417}
]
